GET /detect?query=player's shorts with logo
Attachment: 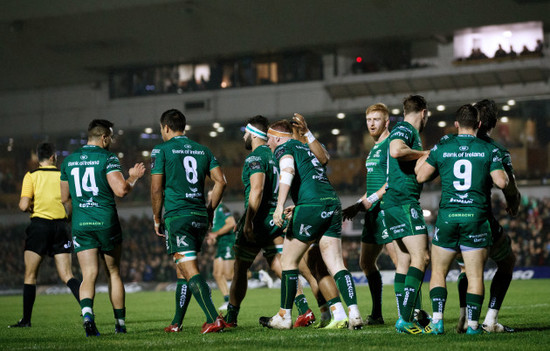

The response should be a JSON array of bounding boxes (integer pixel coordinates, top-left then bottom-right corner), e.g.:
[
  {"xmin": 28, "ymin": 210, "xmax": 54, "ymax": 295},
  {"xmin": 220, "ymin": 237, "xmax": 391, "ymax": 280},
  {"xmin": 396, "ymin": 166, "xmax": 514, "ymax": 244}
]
[
  {"xmin": 25, "ymin": 217, "xmax": 73, "ymax": 256},
  {"xmin": 361, "ymin": 205, "xmax": 391, "ymax": 245},
  {"xmin": 433, "ymin": 211, "xmax": 492, "ymax": 249},
  {"xmin": 165, "ymin": 214, "xmax": 209, "ymax": 255},
  {"xmin": 384, "ymin": 203, "xmax": 427, "ymax": 240},
  {"xmin": 72, "ymin": 222, "xmax": 122, "ymax": 253},
  {"xmin": 215, "ymin": 233, "xmax": 236, "ymax": 260},
  {"xmin": 287, "ymin": 203, "xmax": 342, "ymax": 243},
  {"xmin": 234, "ymin": 208, "xmax": 283, "ymax": 262}
]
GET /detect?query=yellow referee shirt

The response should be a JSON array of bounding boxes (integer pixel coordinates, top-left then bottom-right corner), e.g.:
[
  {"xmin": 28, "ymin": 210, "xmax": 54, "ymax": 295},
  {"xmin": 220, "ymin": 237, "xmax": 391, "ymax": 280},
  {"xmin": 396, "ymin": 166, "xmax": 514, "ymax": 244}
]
[{"xmin": 20, "ymin": 166, "xmax": 66, "ymax": 220}]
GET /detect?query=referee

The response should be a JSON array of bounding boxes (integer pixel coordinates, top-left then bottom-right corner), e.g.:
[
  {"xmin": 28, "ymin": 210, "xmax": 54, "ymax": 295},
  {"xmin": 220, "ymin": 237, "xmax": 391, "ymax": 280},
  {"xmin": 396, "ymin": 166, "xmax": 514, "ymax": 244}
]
[{"xmin": 9, "ymin": 143, "xmax": 81, "ymax": 328}]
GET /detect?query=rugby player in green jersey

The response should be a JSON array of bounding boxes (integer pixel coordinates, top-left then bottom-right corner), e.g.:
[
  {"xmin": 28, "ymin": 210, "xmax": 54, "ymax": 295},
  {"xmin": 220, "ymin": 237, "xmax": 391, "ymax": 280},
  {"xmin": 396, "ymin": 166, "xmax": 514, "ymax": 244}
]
[
  {"xmin": 60, "ymin": 119, "xmax": 146, "ymax": 337},
  {"xmin": 342, "ymin": 103, "xmax": 397, "ymax": 325},
  {"xmin": 261, "ymin": 120, "xmax": 363, "ymax": 330},
  {"xmin": 225, "ymin": 115, "xmax": 314, "ymax": 328},
  {"xmin": 455, "ymin": 99, "xmax": 521, "ymax": 333},
  {"xmin": 290, "ymin": 113, "xmax": 349, "ymax": 329},
  {"xmin": 417, "ymin": 104, "xmax": 508, "ymax": 335},
  {"xmin": 381, "ymin": 95, "xmax": 430, "ymax": 334},
  {"xmin": 151, "ymin": 109, "xmax": 228, "ymax": 334},
  {"xmin": 206, "ymin": 191, "xmax": 236, "ymax": 312}
]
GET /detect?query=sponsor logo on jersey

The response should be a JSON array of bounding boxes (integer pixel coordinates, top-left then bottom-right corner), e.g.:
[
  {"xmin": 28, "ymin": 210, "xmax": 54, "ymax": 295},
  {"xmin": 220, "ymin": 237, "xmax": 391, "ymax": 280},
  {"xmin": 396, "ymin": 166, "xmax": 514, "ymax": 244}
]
[
  {"xmin": 73, "ymin": 238, "xmax": 80, "ymax": 248},
  {"xmin": 79, "ymin": 198, "xmax": 99, "ymax": 208},
  {"xmin": 80, "ymin": 155, "xmax": 88, "ymax": 160},
  {"xmin": 185, "ymin": 144, "xmax": 192, "ymax": 149},
  {"xmin": 299, "ymin": 224, "xmax": 312, "ymax": 237},
  {"xmin": 64, "ymin": 241, "xmax": 73, "ymax": 249},
  {"xmin": 68, "ymin": 160, "xmax": 100, "ymax": 166},
  {"xmin": 415, "ymin": 225, "xmax": 425, "ymax": 231},
  {"xmin": 433, "ymin": 227, "xmax": 439, "ymax": 241},
  {"xmin": 185, "ymin": 192, "xmax": 202, "ymax": 198},
  {"xmin": 249, "ymin": 161, "xmax": 261, "ymax": 170},
  {"xmin": 190, "ymin": 187, "xmax": 198, "ymax": 192},
  {"xmin": 459, "ymin": 146, "xmax": 469, "ymax": 151},
  {"xmin": 410, "ymin": 208, "xmax": 418, "ymax": 219},
  {"xmin": 320, "ymin": 210, "xmax": 334, "ymax": 218},
  {"xmin": 176, "ymin": 236, "xmax": 189, "ymax": 247},
  {"xmin": 172, "ymin": 149, "xmax": 205, "ymax": 155}
]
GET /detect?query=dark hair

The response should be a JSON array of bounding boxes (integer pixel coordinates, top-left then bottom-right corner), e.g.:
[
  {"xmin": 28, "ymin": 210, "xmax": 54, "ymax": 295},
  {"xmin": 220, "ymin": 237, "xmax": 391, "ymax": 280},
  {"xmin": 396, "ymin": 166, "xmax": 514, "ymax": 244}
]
[
  {"xmin": 269, "ymin": 119, "xmax": 293, "ymax": 133},
  {"xmin": 37, "ymin": 142, "xmax": 55, "ymax": 162},
  {"xmin": 474, "ymin": 99, "xmax": 498, "ymax": 135},
  {"xmin": 403, "ymin": 95, "xmax": 427, "ymax": 115},
  {"xmin": 88, "ymin": 119, "xmax": 114, "ymax": 140},
  {"xmin": 455, "ymin": 104, "xmax": 479, "ymax": 129},
  {"xmin": 160, "ymin": 109, "xmax": 186, "ymax": 132},
  {"xmin": 246, "ymin": 115, "xmax": 269, "ymax": 133}
]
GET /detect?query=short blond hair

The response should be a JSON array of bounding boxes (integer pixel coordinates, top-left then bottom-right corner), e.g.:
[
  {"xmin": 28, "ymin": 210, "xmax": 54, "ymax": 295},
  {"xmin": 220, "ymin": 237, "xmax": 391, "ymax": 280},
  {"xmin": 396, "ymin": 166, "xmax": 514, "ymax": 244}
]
[{"xmin": 365, "ymin": 103, "xmax": 389, "ymax": 118}]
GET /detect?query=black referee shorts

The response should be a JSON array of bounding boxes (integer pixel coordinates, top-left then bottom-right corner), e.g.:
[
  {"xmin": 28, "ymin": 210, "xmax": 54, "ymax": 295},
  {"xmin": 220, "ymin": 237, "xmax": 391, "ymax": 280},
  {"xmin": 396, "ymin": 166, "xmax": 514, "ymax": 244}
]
[{"xmin": 25, "ymin": 217, "xmax": 73, "ymax": 257}]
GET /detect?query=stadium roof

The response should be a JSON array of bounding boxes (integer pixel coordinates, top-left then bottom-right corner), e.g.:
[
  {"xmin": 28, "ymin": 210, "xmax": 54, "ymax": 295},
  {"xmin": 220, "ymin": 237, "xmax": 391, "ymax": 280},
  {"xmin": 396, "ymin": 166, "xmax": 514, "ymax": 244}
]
[{"xmin": 1, "ymin": 0, "xmax": 549, "ymax": 92}]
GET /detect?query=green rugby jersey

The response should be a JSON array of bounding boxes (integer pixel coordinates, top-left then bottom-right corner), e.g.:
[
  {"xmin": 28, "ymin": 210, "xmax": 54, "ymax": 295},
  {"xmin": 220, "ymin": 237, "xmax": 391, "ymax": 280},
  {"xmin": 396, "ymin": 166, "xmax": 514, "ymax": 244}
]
[
  {"xmin": 60, "ymin": 145, "xmax": 121, "ymax": 231},
  {"xmin": 151, "ymin": 135, "xmax": 219, "ymax": 218},
  {"xmin": 212, "ymin": 202, "xmax": 234, "ymax": 234},
  {"xmin": 382, "ymin": 121, "xmax": 423, "ymax": 208},
  {"xmin": 426, "ymin": 134, "xmax": 504, "ymax": 222},
  {"xmin": 365, "ymin": 137, "xmax": 389, "ymax": 210},
  {"xmin": 242, "ymin": 145, "xmax": 278, "ymax": 213},
  {"xmin": 273, "ymin": 139, "xmax": 339, "ymax": 205}
]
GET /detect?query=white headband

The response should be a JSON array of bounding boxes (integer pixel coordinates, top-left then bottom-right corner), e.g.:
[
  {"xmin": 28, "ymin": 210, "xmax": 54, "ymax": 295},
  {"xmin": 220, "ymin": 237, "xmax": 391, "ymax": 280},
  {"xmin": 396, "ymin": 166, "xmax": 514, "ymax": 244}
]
[{"xmin": 246, "ymin": 124, "xmax": 267, "ymax": 140}]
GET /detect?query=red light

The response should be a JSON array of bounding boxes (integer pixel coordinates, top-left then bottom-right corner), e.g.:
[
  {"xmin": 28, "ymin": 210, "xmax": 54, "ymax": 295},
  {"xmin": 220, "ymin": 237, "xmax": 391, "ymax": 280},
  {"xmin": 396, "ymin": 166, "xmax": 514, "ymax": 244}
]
[{"xmin": 356, "ymin": 57, "xmax": 362, "ymax": 63}]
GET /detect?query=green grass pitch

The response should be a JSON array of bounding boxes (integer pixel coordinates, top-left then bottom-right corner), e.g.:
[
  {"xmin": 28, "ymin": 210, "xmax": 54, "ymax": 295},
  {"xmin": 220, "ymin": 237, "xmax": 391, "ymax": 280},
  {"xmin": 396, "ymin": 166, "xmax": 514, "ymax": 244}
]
[{"xmin": 1, "ymin": 279, "xmax": 549, "ymax": 350}]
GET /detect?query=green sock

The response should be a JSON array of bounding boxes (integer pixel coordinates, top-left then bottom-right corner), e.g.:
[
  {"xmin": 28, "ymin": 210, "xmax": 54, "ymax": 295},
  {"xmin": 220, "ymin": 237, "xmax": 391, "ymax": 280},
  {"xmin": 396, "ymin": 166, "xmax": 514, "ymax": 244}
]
[
  {"xmin": 250, "ymin": 271, "xmax": 260, "ymax": 279},
  {"xmin": 224, "ymin": 295, "xmax": 229, "ymax": 303},
  {"xmin": 114, "ymin": 308, "xmax": 126, "ymax": 326},
  {"xmin": 172, "ymin": 279, "xmax": 191, "ymax": 326},
  {"xmin": 225, "ymin": 303, "xmax": 239, "ymax": 324},
  {"xmin": 457, "ymin": 272, "xmax": 468, "ymax": 308},
  {"xmin": 466, "ymin": 293, "xmax": 484, "ymax": 323},
  {"xmin": 430, "ymin": 287, "xmax": 447, "ymax": 317},
  {"xmin": 189, "ymin": 274, "xmax": 218, "ymax": 323},
  {"xmin": 415, "ymin": 286, "xmax": 423, "ymax": 310},
  {"xmin": 334, "ymin": 270, "xmax": 358, "ymax": 307},
  {"xmin": 281, "ymin": 270, "xmax": 299, "ymax": 310},
  {"xmin": 401, "ymin": 267, "xmax": 424, "ymax": 322},
  {"xmin": 80, "ymin": 298, "xmax": 94, "ymax": 321},
  {"xmin": 394, "ymin": 273, "xmax": 406, "ymax": 317},
  {"xmin": 294, "ymin": 294, "xmax": 310, "ymax": 315}
]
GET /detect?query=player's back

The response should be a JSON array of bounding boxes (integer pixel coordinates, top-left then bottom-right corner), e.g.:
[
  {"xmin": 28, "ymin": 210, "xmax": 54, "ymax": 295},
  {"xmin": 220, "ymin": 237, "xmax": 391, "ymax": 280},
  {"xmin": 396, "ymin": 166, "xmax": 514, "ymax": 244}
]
[
  {"xmin": 151, "ymin": 135, "xmax": 219, "ymax": 217},
  {"xmin": 242, "ymin": 145, "xmax": 278, "ymax": 212},
  {"xmin": 274, "ymin": 139, "xmax": 339, "ymax": 206},
  {"xmin": 60, "ymin": 144, "xmax": 120, "ymax": 230},
  {"xmin": 432, "ymin": 134, "xmax": 501, "ymax": 221}
]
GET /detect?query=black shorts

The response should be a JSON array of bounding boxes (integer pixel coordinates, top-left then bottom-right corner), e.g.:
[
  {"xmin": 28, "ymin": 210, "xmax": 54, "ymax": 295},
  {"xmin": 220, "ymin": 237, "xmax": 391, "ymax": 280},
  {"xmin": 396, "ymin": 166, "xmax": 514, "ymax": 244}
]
[{"xmin": 25, "ymin": 217, "xmax": 73, "ymax": 257}]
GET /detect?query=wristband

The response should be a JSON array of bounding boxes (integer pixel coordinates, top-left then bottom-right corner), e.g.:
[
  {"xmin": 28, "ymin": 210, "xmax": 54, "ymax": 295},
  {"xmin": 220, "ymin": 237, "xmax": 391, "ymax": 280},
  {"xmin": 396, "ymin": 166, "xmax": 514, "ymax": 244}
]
[
  {"xmin": 367, "ymin": 193, "xmax": 379, "ymax": 204},
  {"xmin": 305, "ymin": 130, "xmax": 316, "ymax": 143}
]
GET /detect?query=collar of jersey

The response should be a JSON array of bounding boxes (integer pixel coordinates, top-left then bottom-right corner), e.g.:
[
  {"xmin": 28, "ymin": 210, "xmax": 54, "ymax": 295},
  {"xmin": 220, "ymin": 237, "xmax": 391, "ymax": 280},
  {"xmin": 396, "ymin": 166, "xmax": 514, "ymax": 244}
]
[
  {"xmin": 173, "ymin": 135, "xmax": 188, "ymax": 139},
  {"xmin": 83, "ymin": 145, "xmax": 100, "ymax": 148},
  {"xmin": 457, "ymin": 134, "xmax": 475, "ymax": 138}
]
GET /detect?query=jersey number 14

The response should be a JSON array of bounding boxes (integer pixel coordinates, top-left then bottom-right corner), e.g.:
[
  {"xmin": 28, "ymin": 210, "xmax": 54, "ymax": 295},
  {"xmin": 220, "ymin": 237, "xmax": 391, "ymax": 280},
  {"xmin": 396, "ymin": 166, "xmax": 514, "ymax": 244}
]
[{"xmin": 71, "ymin": 167, "xmax": 99, "ymax": 197}]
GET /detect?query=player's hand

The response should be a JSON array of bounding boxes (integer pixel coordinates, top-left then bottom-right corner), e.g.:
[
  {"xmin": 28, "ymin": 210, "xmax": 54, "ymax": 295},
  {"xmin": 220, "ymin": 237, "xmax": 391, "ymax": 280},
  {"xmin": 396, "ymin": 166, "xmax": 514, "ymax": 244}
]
[
  {"xmin": 342, "ymin": 204, "xmax": 359, "ymax": 221},
  {"xmin": 154, "ymin": 217, "xmax": 165, "ymax": 237},
  {"xmin": 243, "ymin": 221, "xmax": 255, "ymax": 242},
  {"xmin": 283, "ymin": 205, "xmax": 295, "ymax": 220},
  {"xmin": 292, "ymin": 113, "xmax": 309, "ymax": 136},
  {"xmin": 273, "ymin": 205, "xmax": 284, "ymax": 227},
  {"xmin": 207, "ymin": 232, "xmax": 217, "ymax": 245},
  {"xmin": 129, "ymin": 162, "xmax": 146, "ymax": 179}
]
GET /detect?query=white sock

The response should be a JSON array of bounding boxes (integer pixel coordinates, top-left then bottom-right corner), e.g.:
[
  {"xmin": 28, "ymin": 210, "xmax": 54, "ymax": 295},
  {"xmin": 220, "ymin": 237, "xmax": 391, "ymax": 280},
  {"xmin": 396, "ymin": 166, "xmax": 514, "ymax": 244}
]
[
  {"xmin": 347, "ymin": 304, "xmax": 361, "ymax": 319},
  {"xmin": 483, "ymin": 308, "xmax": 499, "ymax": 325},
  {"xmin": 432, "ymin": 312, "xmax": 443, "ymax": 324},
  {"xmin": 459, "ymin": 307, "xmax": 466, "ymax": 319},
  {"xmin": 82, "ymin": 307, "xmax": 93, "ymax": 318},
  {"xmin": 331, "ymin": 302, "xmax": 347, "ymax": 321},
  {"xmin": 278, "ymin": 308, "xmax": 292, "ymax": 319},
  {"xmin": 116, "ymin": 318, "xmax": 125, "ymax": 326},
  {"xmin": 467, "ymin": 320, "xmax": 479, "ymax": 330}
]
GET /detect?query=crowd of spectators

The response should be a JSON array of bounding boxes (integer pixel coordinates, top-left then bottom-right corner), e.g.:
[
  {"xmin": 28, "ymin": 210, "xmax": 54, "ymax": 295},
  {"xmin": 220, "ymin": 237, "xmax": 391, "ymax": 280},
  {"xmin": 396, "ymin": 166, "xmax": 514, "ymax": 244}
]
[
  {"xmin": 456, "ymin": 39, "xmax": 544, "ymax": 63},
  {"xmin": 1, "ymin": 195, "xmax": 548, "ymax": 289}
]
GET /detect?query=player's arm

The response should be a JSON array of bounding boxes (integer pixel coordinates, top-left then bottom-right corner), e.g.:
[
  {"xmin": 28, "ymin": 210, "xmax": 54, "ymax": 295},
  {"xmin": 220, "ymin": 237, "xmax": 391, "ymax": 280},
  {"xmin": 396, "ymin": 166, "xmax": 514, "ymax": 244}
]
[
  {"xmin": 293, "ymin": 113, "xmax": 329, "ymax": 165},
  {"xmin": 19, "ymin": 197, "xmax": 32, "ymax": 212},
  {"xmin": 390, "ymin": 139, "xmax": 428, "ymax": 161},
  {"xmin": 206, "ymin": 166, "xmax": 227, "ymax": 226},
  {"xmin": 502, "ymin": 171, "xmax": 520, "ymax": 216},
  {"xmin": 416, "ymin": 162, "xmax": 437, "ymax": 184},
  {"xmin": 244, "ymin": 172, "xmax": 265, "ymax": 240},
  {"xmin": 342, "ymin": 183, "xmax": 386, "ymax": 220},
  {"xmin": 151, "ymin": 173, "xmax": 165, "ymax": 237},
  {"xmin": 107, "ymin": 163, "xmax": 146, "ymax": 198},
  {"xmin": 273, "ymin": 155, "xmax": 294, "ymax": 227},
  {"xmin": 60, "ymin": 180, "xmax": 72, "ymax": 218},
  {"xmin": 414, "ymin": 151, "xmax": 430, "ymax": 174},
  {"xmin": 490, "ymin": 169, "xmax": 509, "ymax": 190},
  {"xmin": 213, "ymin": 215, "xmax": 236, "ymax": 238},
  {"xmin": 19, "ymin": 173, "xmax": 33, "ymax": 213}
]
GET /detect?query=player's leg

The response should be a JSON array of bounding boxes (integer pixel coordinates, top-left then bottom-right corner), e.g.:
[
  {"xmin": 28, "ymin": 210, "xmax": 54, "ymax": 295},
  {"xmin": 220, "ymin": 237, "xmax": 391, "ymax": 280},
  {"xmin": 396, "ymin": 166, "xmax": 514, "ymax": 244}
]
[
  {"xmin": 483, "ymin": 233, "xmax": 516, "ymax": 332},
  {"xmin": 218, "ymin": 257, "xmax": 235, "ymax": 311},
  {"xmin": 10, "ymin": 251, "xmax": 42, "ymax": 327},
  {"xmin": 77, "ymin": 248, "xmax": 100, "ymax": 336},
  {"xmin": 399, "ymin": 234, "xmax": 429, "ymax": 323},
  {"xmin": 102, "ymin": 244, "xmax": 126, "ymax": 333},
  {"xmin": 425, "ymin": 244, "xmax": 456, "ymax": 334},
  {"xmin": 392, "ymin": 239, "xmax": 410, "ymax": 320},
  {"xmin": 462, "ymin": 247, "xmax": 488, "ymax": 334},
  {"xmin": 293, "ymin": 252, "xmax": 316, "ymax": 327},
  {"xmin": 360, "ymin": 242, "xmax": 385, "ymax": 324},
  {"xmin": 212, "ymin": 257, "xmax": 229, "ymax": 310},
  {"xmin": 53, "ymin": 253, "xmax": 80, "ymax": 303},
  {"xmin": 455, "ymin": 256, "xmax": 468, "ymax": 333},
  {"xmin": 319, "ymin": 235, "xmax": 362, "ymax": 329},
  {"xmin": 226, "ymin": 243, "xmax": 259, "ymax": 327},
  {"xmin": 165, "ymin": 265, "xmax": 192, "ymax": 332},
  {"xmin": 306, "ymin": 245, "xmax": 346, "ymax": 328}
]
